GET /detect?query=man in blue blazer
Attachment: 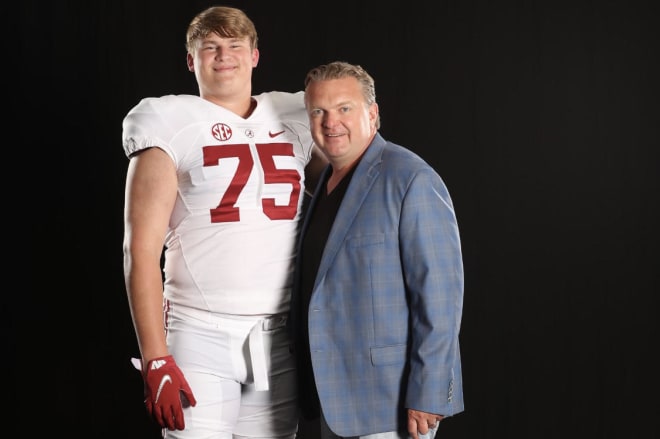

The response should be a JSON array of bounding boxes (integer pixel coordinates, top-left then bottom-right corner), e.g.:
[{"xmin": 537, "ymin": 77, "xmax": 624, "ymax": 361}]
[{"xmin": 289, "ymin": 61, "xmax": 465, "ymax": 439}]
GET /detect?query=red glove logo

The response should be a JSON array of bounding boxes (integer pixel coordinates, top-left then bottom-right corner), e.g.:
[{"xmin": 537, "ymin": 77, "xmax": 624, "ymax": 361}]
[
  {"xmin": 142, "ymin": 355, "xmax": 197, "ymax": 430},
  {"xmin": 155, "ymin": 374, "xmax": 173, "ymax": 403}
]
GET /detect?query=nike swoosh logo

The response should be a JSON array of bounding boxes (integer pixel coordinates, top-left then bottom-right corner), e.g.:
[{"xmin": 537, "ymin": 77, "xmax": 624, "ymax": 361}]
[
  {"xmin": 155, "ymin": 374, "xmax": 172, "ymax": 403},
  {"xmin": 269, "ymin": 130, "xmax": 285, "ymax": 138}
]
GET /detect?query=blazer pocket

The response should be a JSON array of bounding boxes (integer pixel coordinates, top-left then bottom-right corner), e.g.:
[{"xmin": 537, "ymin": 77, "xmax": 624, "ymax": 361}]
[
  {"xmin": 347, "ymin": 233, "xmax": 385, "ymax": 248},
  {"xmin": 370, "ymin": 344, "xmax": 406, "ymax": 366}
]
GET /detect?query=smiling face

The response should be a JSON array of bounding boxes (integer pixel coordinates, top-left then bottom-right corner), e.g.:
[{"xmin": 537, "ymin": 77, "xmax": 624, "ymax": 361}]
[
  {"xmin": 187, "ymin": 33, "xmax": 259, "ymax": 104},
  {"xmin": 184, "ymin": 6, "xmax": 260, "ymax": 108},
  {"xmin": 305, "ymin": 76, "xmax": 379, "ymax": 170}
]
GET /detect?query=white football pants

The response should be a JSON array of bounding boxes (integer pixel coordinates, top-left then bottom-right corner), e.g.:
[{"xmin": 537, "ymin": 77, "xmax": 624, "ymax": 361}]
[{"xmin": 163, "ymin": 303, "xmax": 298, "ymax": 439}]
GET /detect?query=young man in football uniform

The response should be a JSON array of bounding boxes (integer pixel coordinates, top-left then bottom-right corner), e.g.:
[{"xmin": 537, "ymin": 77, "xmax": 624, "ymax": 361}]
[{"xmin": 122, "ymin": 6, "xmax": 326, "ymax": 438}]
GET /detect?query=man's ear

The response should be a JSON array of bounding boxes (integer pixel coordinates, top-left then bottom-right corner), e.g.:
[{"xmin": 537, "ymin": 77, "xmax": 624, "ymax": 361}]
[
  {"xmin": 252, "ymin": 48, "xmax": 260, "ymax": 68},
  {"xmin": 369, "ymin": 103, "xmax": 379, "ymax": 126},
  {"xmin": 186, "ymin": 53, "xmax": 194, "ymax": 72}
]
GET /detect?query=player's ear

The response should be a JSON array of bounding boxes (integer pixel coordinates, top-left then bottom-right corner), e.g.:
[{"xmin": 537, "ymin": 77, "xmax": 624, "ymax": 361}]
[
  {"xmin": 186, "ymin": 53, "xmax": 194, "ymax": 72},
  {"xmin": 252, "ymin": 48, "xmax": 259, "ymax": 68}
]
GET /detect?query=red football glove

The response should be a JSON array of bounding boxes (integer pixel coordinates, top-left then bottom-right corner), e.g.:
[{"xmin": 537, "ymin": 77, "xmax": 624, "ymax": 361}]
[{"xmin": 142, "ymin": 355, "xmax": 197, "ymax": 431}]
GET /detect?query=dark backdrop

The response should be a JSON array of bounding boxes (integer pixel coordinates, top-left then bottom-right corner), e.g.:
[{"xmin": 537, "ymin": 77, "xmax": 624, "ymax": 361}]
[{"xmin": 19, "ymin": 0, "xmax": 658, "ymax": 438}]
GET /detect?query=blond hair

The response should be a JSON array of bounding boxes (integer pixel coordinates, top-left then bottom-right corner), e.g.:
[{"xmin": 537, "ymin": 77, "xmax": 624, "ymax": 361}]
[
  {"xmin": 304, "ymin": 61, "xmax": 380, "ymax": 129},
  {"xmin": 186, "ymin": 6, "xmax": 258, "ymax": 53}
]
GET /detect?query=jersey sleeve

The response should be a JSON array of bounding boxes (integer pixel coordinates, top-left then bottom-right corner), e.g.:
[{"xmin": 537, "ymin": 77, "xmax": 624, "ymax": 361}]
[
  {"xmin": 267, "ymin": 91, "xmax": 315, "ymax": 164},
  {"xmin": 122, "ymin": 97, "xmax": 175, "ymax": 159}
]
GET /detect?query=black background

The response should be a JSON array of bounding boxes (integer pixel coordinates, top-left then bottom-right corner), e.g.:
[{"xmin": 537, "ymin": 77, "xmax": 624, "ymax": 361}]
[{"xmin": 18, "ymin": 0, "xmax": 658, "ymax": 438}]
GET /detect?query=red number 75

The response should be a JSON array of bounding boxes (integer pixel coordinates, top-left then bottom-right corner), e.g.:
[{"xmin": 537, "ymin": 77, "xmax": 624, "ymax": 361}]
[{"xmin": 203, "ymin": 143, "xmax": 302, "ymax": 223}]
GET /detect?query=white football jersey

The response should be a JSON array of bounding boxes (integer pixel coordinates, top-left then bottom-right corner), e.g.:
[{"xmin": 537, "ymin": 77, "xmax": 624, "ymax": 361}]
[{"xmin": 122, "ymin": 92, "xmax": 314, "ymax": 315}]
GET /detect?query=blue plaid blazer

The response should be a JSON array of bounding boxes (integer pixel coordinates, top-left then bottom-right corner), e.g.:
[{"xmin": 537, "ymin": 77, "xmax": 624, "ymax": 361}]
[{"xmin": 290, "ymin": 133, "xmax": 465, "ymax": 437}]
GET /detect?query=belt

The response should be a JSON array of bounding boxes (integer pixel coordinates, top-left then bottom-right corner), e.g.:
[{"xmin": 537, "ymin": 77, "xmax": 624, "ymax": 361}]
[{"xmin": 248, "ymin": 314, "xmax": 288, "ymax": 391}]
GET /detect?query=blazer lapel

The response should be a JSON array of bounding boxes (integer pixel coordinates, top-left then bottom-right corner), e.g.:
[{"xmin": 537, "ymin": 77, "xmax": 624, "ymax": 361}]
[{"xmin": 313, "ymin": 134, "xmax": 386, "ymax": 291}]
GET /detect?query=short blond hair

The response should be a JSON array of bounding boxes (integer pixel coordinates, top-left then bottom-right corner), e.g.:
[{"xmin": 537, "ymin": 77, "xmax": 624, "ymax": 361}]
[
  {"xmin": 304, "ymin": 61, "xmax": 380, "ymax": 129},
  {"xmin": 186, "ymin": 6, "xmax": 258, "ymax": 53}
]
